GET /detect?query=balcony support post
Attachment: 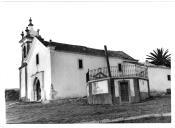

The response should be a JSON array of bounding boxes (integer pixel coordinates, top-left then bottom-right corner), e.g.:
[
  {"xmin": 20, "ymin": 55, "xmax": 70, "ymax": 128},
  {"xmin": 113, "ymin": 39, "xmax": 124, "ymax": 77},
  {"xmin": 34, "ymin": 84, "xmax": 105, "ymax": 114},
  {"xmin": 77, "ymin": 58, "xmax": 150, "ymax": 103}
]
[
  {"xmin": 147, "ymin": 79, "xmax": 151, "ymax": 97},
  {"xmin": 145, "ymin": 67, "xmax": 151, "ymax": 97}
]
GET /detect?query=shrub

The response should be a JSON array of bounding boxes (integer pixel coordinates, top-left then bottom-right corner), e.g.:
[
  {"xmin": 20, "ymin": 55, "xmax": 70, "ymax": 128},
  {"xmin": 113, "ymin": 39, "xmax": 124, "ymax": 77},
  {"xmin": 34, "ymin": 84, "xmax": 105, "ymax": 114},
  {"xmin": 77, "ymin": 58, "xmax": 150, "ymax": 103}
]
[
  {"xmin": 166, "ymin": 88, "xmax": 171, "ymax": 95},
  {"xmin": 5, "ymin": 89, "xmax": 19, "ymax": 101}
]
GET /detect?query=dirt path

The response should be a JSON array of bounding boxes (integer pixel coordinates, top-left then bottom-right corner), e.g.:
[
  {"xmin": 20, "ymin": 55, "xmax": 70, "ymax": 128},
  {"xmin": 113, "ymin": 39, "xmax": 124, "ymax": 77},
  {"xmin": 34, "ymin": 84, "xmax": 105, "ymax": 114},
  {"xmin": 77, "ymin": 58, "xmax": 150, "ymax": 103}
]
[
  {"xmin": 6, "ymin": 95, "xmax": 171, "ymax": 123},
  {"xmin": 82, "ymin": 113, "xmax": 171, "ymax": 123}
]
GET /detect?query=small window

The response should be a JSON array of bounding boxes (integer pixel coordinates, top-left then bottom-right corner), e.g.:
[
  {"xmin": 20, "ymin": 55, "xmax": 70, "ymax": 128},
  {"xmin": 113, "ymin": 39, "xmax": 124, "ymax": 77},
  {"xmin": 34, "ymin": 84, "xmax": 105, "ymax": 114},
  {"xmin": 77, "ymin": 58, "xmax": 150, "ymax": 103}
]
[
  {"xmin": 167, "ymin": 75, "xmax": 171, "ymax": 81},
  {"xmin": 78, "ymin": 59, "xmax": 83, "ymax": 69},
  {"xmin": 36, "ymin": 54, "xmax": 39, "ymax": 65},
  {"xmin": 118, "ymin": 63, "xmax": 122, "ymax": 72},
  {"xmin": 86, "ymin": 71, "xmax": 89, "ymax": 82},
  {"xmin": 23, "ymin": 46, "xmax": 26, "ymax": 58},
  {"xmin": 27, "ymin": 43, "xmax": 30, "ymax": 53}
]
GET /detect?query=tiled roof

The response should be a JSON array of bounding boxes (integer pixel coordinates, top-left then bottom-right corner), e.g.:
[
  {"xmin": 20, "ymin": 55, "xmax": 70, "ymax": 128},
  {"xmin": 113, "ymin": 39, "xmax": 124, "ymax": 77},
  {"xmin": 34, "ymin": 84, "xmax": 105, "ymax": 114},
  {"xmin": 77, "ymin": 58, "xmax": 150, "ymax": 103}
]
[
  {"xmin": 142, "ymin": 62, "xmax": 170, "ymax": 69},
  {"xmin": 36, "ymin": 36, "xmax": 137, "ymax": 61}
]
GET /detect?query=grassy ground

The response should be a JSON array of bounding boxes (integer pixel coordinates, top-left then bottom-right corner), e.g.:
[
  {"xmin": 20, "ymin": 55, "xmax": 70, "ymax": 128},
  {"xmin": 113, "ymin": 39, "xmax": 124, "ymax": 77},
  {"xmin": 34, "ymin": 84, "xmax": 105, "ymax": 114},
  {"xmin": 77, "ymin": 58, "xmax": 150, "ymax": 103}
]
[{"xmin": 6, "ymin": 95, "xmax": 171, "ymax": 123}]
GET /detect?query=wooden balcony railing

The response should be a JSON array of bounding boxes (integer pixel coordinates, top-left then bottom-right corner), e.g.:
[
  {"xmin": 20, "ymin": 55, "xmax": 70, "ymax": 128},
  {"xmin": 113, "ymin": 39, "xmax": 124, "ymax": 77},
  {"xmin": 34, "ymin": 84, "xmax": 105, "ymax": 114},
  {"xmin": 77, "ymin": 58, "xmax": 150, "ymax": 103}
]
[{"xmin": 87, "ymin": 63, "xmax": 148, "ymax": 81}]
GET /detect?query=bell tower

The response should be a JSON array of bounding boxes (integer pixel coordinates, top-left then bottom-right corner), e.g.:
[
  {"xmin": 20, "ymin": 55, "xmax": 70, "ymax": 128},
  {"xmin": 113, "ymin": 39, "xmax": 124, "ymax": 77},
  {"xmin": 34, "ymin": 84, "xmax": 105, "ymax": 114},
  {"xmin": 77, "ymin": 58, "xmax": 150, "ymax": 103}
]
[
  {"xmin": 19, "ymin": 18, "xmax": 44, "ymax": 102},
  {"xmin": 19, "ymin": 17, "xmax": 40, "ymax": 63}
]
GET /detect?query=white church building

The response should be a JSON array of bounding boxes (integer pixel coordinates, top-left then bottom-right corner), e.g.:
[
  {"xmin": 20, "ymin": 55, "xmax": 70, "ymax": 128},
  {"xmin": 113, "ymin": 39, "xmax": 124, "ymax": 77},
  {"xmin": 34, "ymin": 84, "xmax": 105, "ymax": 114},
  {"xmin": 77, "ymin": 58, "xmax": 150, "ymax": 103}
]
[{"xmin": 19, "ymin": 18, "xmax": 151, "ymax": 104}]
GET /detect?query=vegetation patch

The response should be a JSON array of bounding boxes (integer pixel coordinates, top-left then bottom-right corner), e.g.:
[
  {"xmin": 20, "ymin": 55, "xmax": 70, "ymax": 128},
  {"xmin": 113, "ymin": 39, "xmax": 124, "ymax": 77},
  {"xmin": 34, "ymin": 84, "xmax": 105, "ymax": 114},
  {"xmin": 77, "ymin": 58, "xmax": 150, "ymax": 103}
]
[{"xmin": 5, "ymin": 89, "xmax": 19, "ymax": 101}]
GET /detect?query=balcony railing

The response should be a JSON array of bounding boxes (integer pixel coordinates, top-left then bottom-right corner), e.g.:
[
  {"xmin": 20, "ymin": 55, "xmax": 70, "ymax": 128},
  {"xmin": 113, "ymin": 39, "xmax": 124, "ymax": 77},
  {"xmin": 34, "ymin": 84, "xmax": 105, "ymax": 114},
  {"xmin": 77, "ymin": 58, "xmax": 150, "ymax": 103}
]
[{"xmin": 87, "ymin": 63, "xmax": 148, "ymax": 81}]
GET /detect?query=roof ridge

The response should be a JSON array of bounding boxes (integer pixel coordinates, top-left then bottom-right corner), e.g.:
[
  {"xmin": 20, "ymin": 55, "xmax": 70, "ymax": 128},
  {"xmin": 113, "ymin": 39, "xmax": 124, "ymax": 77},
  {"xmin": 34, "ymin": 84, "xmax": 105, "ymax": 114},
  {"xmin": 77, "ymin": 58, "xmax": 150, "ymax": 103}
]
[
  {"xmin": 35, "ymin": 36, "xmax": 137, "ymax": 61},
  {"xmin": 46, "ymin": 40, "xmax": 105, "ymax": 50}
]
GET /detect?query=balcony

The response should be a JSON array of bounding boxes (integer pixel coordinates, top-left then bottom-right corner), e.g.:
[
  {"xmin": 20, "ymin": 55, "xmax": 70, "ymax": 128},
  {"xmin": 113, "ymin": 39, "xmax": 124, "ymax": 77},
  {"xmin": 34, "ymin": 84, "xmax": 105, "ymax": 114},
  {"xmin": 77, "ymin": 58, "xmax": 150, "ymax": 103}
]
[{"xmin": 87, "ymin": 63, "xmax": 148, "ymax": 81}]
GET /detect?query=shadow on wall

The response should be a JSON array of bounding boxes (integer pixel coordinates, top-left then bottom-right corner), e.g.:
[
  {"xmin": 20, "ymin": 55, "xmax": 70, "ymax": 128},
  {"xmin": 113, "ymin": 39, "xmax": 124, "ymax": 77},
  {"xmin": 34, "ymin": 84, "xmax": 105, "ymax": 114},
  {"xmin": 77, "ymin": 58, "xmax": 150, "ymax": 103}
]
[
  {"xmin": 50, "ymin": 84, "xmax": 58, "ymax": 100},
  {"xmin": 5, "ymin": 89, "xmax": 20, "ymax": 101}
]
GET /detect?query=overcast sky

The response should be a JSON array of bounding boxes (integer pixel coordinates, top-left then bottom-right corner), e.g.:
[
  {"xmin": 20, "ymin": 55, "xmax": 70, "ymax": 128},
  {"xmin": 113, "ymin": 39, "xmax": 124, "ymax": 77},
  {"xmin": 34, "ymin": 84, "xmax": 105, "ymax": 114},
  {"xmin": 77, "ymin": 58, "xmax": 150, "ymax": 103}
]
[{"xmin": 1, "ymin": 1, "xmax": 175, "ymax": 89}]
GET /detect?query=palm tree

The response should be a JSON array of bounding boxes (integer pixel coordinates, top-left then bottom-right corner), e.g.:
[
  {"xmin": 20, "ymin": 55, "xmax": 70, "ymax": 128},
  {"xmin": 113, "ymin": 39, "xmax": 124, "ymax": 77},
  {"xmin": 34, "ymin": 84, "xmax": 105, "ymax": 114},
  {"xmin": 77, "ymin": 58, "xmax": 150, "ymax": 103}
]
[{"xmin": 146, "ymin": 48, "xmax": 171, "ymax": 67}]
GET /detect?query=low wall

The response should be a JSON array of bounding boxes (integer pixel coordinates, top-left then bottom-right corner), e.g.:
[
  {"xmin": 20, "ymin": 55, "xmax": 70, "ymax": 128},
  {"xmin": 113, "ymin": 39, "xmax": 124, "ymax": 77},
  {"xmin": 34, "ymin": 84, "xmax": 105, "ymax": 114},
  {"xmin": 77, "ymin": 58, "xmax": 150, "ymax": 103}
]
[
  {"xmin": 87, "ymin": 79, "xmax": 112, "ymax": 104},
  {"xmin": 87, "ymin": 78, "xmax": 150, "ymax": 105},
  {"xmin": 139, "ymin": 79, "xmax": 149, "ymax": 100}
]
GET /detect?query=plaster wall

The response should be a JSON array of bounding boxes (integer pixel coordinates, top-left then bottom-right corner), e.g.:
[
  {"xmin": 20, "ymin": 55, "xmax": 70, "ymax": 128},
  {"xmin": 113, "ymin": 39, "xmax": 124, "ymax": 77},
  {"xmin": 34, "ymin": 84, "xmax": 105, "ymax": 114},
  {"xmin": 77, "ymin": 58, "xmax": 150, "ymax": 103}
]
[
  {"xmin": 25, "ymin": 37, "xmax": 52, "ymax": 101},
  {"xmin": 148, "ymin": 67, "xmax": 171, "ymax": 92},
  {"xmin": 20, "ymin": 68, "xmax": 26, "ymax": 98},
  {"xmin": 50, "ymin": 50, "xmax": 125, "ymax": 98},
  {"xmin": 139, "ymin": 79, "xmax": 148, "ymax": 92},
  {"xmin": 139, "ymin": 79, "xmax": 149, "ymax": 100},
  {"xmin": 91, "ymin": 80, "xmax": 108, "ymax": 95}
]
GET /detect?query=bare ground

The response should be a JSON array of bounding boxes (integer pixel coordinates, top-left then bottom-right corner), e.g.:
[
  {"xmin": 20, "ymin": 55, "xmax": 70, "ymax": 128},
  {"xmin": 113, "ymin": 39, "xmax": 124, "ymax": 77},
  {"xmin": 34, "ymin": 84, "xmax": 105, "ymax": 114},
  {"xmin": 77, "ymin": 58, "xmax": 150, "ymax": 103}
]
[{"xmin": 6, "ymin": 95, "xmax": 171, "ymax": 123}]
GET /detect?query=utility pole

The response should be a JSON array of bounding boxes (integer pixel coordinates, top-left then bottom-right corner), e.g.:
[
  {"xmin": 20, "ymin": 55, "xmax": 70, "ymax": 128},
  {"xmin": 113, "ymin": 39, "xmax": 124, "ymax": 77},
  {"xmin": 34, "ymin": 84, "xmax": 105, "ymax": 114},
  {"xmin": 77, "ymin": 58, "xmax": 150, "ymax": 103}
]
[
  {"xmin": 104, "ymin": 45, "xmax": 111, "ymax": 77},
  {"xmin": 104, "ymin": 45, "xmax": 115, "ymax": 104}
]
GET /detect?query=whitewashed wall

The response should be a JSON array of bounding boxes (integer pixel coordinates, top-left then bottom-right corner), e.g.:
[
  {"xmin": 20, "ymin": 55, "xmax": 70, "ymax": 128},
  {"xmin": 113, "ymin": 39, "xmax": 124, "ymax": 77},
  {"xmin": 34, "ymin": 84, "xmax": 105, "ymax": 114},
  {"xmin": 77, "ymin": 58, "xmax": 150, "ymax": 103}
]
[
  {"xmin": 148, "ymin": 67, "xmax": 171, "ymax": 92},
  {"xmin": 114, "ymin": 79, "xmax": 135, "ymax": 97},
  {"xmin": 20, "ymin": 68, "xmax": 26, "ymax": 98},
  {"xmin": 91, "ymin": 80, "xmax": 108, "ymax": 95},
  {"xmin": 50, "ymin": 50, "xmax": 125, "ymax": 98},
  {"xmin": 139, "ymin": 79, "xmax": 148, "ymax": 92},
  {"xmin": 25, "ymin": 37, "xmax": 52, "ymax": 101}
]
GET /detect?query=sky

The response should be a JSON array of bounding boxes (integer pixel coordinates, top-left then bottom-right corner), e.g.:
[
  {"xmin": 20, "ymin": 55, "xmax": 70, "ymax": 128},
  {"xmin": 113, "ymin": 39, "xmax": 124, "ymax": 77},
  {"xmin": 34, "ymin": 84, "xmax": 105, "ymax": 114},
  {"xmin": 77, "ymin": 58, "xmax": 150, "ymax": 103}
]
[{"xmin": 1, "ymin": 1, "xmax": 175, "ymax": 89}]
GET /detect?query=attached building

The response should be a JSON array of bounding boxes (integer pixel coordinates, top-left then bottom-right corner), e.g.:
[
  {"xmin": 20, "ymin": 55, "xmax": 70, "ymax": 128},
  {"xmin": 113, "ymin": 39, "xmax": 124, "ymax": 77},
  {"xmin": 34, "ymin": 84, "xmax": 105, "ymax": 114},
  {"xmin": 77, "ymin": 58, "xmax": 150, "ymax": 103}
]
[{"xmin": 143, "ymin": 62, "xmax": 171, "ymax": 93}]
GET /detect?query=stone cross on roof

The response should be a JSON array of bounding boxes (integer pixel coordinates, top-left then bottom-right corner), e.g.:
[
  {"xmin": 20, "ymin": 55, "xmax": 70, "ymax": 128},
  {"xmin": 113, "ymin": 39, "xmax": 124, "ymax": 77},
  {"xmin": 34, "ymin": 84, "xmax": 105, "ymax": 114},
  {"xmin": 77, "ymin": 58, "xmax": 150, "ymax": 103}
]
[{"xmin": 28, "ymin": 17, "xmax": 33, "ymax": 26}]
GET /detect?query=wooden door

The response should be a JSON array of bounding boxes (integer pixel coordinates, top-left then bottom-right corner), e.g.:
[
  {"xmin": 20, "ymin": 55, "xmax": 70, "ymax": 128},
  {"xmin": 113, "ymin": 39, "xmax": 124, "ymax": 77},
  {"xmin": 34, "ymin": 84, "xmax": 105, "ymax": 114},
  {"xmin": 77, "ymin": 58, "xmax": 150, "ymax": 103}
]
[
  {"xmin": 36, "ymin": 80, "xmax": 41, "ymax": 101},
  {"xmin": 120, "ymin": 81, "xmax": 129, "ymax": 102}
]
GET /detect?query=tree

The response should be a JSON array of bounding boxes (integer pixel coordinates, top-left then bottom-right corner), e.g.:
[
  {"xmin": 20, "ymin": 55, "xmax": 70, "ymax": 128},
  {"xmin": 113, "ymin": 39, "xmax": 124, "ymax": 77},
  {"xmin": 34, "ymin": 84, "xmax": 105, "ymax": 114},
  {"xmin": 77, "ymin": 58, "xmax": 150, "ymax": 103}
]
[{"xmin": 146, "ymin": 48, "xmax": 171, "ymax": 67}]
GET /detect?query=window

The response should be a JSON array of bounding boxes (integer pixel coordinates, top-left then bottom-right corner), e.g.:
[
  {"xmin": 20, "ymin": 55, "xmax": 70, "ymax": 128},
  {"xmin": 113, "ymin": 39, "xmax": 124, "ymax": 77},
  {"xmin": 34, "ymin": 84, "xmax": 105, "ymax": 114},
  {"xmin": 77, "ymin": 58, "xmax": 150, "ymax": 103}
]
[
  {"xmin": 167, "ymin": 75, "xmax": 171, "ymax": 81},
  {"xmin": 78, "ymin": 59, "xmax": 83, "ymax": 69},
  {"xmin": 36, "ymin": 54, "xmax": 39, "ymax": 65},
  {"xmin": 27, "ymin": 43, "xmax": 30, "ymax": 53},
  {"xmin": 86, "ymin": 71, "xmax": 89, "ymax": 82},
  {"xmin": 118, "ymin": 63, "xmax": 122, "ymax": 72},
  {"xmin": 23, "ymin": 46, "xmax": 26, "ymax": 58}
]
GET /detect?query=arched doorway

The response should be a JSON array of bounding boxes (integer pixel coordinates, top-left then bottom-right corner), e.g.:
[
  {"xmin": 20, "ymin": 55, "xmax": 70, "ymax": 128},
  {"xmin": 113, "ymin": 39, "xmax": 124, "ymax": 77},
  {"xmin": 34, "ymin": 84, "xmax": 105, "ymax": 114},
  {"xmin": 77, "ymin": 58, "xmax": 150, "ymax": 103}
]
[{"xmin": 34, "ymin": 78, "xmax": 41, "ymax": 101}]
